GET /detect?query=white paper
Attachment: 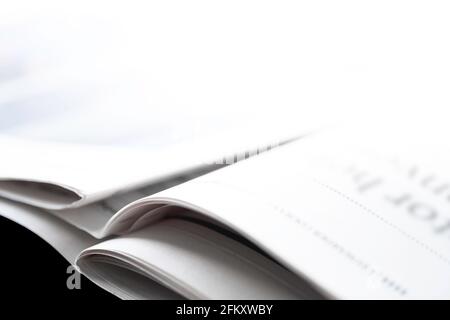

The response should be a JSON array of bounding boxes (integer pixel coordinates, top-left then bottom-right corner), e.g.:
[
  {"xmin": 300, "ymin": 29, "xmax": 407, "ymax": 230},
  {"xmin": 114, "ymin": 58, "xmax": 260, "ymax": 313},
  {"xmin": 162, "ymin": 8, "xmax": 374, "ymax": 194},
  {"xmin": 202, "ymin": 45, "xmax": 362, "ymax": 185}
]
[
  {"xmin": 47, "ymin": 167, "xmax": 217, "ymax": 238},
  {"xmin": 0, "ymin": 119, "xmax": 306, "ymax": 210},
  {"xmin": 113, "ymin": 125, "xmax": 450, "ymax": 299},
  {"xmin": 77, "ymin": 218, "xmax": 323, "ymax": 299}
]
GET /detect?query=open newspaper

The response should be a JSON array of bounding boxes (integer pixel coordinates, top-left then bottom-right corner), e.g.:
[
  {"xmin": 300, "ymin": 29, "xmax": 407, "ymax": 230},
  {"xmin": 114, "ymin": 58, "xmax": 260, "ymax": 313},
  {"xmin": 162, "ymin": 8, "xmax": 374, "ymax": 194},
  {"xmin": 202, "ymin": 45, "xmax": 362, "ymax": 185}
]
[{"xmin": 1, "ymin": 124, "xmax": 449, "ymax": 299}]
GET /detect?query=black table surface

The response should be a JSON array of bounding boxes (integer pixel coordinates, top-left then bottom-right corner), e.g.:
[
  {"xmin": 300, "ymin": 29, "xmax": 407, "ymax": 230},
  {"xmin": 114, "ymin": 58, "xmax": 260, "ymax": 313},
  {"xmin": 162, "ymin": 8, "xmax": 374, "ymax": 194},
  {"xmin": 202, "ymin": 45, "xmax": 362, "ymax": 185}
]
[{"xmin": 0, "ymin": 216, "xmax": 116, "ymax": 300}]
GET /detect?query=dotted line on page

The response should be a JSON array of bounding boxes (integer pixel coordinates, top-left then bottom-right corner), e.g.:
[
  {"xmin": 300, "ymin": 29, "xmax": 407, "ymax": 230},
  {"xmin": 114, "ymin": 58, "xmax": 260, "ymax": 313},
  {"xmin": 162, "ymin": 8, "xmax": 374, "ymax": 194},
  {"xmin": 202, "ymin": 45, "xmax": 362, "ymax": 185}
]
[
  {"xmin": 199, "ymin": 180, "xmax": 410, "ymax": 297},
  {"xmin": 310, "ymin": 177, "xmax": 450, "ymax": 267},
  {"xmin": 268, "ymin": 202, "xmax": 408, "ymax": 297}
]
